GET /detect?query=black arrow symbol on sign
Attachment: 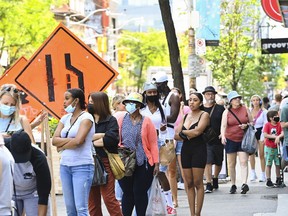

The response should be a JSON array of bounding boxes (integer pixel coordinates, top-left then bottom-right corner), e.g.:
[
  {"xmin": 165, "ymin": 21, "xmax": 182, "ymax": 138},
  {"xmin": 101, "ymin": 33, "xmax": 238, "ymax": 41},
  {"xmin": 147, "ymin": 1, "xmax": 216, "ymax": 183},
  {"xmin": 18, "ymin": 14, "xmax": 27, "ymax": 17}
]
[
  {"xmin": 65, "ymin": 53, "xmax": 84, "ymax": 93},
  {"xmin": 20, "ymin": 91, "xmax": 29, "ymax": 104}
]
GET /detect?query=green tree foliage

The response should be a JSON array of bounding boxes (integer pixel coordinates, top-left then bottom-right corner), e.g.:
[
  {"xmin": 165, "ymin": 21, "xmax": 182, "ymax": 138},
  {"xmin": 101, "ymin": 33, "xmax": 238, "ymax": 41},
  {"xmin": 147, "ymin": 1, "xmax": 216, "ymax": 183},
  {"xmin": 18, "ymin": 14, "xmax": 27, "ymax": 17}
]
[
  {"xmin": 117, "ymin": 30, "xmax": 170, "ymax": 91},
  {"xmin": 205, "ymin": 0, "xmax": 284, "ymax": 98},
  {"xmin": 0, "ymin": 0, "xmax": 64, "ymax": 68}
]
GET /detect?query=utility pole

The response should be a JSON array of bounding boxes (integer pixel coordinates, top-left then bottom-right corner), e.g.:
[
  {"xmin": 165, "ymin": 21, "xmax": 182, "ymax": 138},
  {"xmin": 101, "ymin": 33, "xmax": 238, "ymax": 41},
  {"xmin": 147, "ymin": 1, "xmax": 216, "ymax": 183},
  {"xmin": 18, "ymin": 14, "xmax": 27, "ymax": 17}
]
[{"xmin": 187, "ymin": 0, "xmax": 199, "ymax": 90}]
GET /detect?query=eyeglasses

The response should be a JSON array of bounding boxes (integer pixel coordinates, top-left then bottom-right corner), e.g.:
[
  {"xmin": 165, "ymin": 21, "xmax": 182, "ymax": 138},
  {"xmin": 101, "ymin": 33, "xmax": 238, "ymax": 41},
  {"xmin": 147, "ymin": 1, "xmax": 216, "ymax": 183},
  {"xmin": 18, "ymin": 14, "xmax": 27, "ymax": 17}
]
[{"xmin": 1, "ymin": 86, "xmax": 20, "ymax": 94}]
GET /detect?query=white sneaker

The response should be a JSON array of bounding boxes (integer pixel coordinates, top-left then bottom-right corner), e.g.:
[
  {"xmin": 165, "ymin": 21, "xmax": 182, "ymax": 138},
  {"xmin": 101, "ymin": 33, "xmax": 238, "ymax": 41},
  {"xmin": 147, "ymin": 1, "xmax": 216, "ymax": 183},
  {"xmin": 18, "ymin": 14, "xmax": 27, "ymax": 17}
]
[
  {"xmin": 250, "ymin": 171, "xmax": 257, "ymax": 182},
  {"xmin": 177, "ymin": 182, "xmax": 184, "ymax": 190},
  {"xmin": 259, "ymin": 173, "xmax": 266, "ymax": 182}
]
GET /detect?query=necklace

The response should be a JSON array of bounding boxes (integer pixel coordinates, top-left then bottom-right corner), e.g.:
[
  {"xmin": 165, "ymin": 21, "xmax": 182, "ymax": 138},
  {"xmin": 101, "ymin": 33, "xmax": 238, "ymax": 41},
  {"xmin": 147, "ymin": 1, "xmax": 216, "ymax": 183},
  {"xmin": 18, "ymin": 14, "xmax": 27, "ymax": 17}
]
[{"xmin": 131, "ymin": 114, "xmax": 141, "ymax": 124}]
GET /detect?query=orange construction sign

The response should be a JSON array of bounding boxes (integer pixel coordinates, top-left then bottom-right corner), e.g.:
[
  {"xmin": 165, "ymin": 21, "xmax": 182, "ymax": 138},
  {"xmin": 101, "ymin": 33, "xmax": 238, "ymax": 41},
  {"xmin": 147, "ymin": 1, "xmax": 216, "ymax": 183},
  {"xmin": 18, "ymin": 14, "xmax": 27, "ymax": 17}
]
[
  {"xmin": 15, "ymin": 23, "xmax": 118, "ymax": 119},
  {"xmin": 0, "ymin": 57, "xmax": 43, "ymax": 122}
]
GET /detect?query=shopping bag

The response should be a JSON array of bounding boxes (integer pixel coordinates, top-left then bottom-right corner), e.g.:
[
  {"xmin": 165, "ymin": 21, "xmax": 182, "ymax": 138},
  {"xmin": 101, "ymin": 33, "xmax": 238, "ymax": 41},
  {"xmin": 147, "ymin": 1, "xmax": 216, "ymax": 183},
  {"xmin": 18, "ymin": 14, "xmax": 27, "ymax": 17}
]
[
  {"xmin": 159, "ymin": 140, "xmax": 175, "ymax": 166},
  {"xmin": 146, "ymin": 176, "xmax": 167, "ymax": 216},
  {"xmin": 241, "ymin": 125, "xmax": 257, "ymax": 154}
]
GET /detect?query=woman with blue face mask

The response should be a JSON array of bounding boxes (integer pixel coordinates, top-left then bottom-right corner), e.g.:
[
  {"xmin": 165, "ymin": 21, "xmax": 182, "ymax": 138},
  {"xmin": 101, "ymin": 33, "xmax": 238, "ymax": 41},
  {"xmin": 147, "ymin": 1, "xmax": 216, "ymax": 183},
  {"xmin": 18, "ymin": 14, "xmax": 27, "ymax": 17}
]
[
  {"xmin": 117, "ymin": 92, "xmax": 159, "ymax": 216},
  {"xmin": 0, "ymin": 84, "xmax": 35, "ymax": 142},
  {"xmin": 0, "ymin": 83, "xmax": 36, "ymax": 215},
  {"xmin": 52, "ymin": 88, "xmax": 95, "ymax": 216}
]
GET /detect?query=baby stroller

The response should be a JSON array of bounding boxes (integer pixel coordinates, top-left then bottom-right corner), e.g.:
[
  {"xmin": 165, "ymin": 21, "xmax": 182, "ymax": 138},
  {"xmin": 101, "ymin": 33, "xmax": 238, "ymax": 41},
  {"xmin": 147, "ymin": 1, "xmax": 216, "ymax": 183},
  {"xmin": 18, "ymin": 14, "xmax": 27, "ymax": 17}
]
[{"xmin": 276, "ymin": 143, "xmax": 287, "ymax": 188}]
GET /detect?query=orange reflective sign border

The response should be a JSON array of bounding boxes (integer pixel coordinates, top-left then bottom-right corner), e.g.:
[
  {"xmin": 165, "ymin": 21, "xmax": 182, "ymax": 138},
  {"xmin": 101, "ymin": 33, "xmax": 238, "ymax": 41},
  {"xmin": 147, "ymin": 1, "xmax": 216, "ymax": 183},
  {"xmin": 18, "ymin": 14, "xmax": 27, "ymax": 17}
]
[{"xmin": 0, "ymin": 57, "xmax": 43, "ymax": 122}]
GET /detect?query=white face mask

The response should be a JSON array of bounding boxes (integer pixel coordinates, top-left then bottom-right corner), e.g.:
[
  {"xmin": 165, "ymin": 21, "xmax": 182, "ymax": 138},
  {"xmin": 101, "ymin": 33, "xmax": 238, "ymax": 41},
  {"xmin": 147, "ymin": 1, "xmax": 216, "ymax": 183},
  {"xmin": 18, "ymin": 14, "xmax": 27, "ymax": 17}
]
[
  {"xmin": 65, "ymin": 100, "xmax": 76, "ymax": 113},
  {"xmin": 125, "ymin": 103, "xmax": 137, "ymax": 114},
  {"xmin": 0, "ymin": 103, "xmax": 16, "ymax": 116}
]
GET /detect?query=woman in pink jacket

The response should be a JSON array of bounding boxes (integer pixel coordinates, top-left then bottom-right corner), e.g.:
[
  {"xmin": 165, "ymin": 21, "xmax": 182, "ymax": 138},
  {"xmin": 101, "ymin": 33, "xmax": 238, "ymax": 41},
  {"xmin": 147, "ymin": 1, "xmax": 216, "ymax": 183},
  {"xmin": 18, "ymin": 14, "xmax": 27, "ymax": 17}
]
[{"xmin": 117, "ymin": 92, "xmax": 159, "ymax": 216}]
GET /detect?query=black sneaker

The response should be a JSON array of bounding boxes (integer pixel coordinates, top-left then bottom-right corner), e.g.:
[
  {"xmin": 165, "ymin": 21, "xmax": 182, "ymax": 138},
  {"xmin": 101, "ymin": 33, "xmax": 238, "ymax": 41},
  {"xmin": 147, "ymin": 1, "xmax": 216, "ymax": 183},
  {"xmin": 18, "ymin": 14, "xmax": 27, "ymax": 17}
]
[
  {"xmin": 240, "ymin": 184, "xmax": 249, "ymax": 194},
  {"xmin": 205, "ymin": 183, "xmax": 213, "ymax": 193},
  {"xmin": 230, "ymin": 185, "xmax": 237, "ymax": 194},
  {"xmin": 266, "ymin": 179, "xmax": 274, "ymax": 188},
  {"xmin": 274, "ymin": 177, "xmax": 282, "ymax": 187},
  {"xmin": 213, "ymin": 178, "xmax": 219, "ymax": 189}
]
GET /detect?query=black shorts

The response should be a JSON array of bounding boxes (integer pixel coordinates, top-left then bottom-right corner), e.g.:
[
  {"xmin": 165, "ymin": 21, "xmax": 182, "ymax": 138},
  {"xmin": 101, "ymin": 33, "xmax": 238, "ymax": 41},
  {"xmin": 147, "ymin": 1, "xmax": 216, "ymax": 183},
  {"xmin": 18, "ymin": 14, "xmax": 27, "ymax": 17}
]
[
  {"xmin": 206, "ymin": 144, "xmax": 224, "ymax": 166},
  {"xmin": 255, "ymin": 127, "xmax": 263, "ymax": 140}
]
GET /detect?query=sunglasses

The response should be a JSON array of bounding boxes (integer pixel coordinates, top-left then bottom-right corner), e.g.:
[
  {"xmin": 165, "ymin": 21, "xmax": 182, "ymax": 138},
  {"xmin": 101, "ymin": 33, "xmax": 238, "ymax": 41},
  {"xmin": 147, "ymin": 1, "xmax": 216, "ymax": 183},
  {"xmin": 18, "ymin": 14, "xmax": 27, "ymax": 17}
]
[{"xmin": 1, "ymin": 86, "xmax": 20, "ymax": 94}]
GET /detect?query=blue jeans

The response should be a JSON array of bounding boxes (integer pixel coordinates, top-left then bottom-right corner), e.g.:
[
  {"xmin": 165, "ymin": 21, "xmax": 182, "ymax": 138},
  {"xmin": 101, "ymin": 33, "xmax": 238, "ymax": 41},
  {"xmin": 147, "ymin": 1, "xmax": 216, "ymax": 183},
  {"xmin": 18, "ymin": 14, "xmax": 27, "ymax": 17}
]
[{"xmin": 60, "ymin": 164, "xmax": 94, "ymax": 216}]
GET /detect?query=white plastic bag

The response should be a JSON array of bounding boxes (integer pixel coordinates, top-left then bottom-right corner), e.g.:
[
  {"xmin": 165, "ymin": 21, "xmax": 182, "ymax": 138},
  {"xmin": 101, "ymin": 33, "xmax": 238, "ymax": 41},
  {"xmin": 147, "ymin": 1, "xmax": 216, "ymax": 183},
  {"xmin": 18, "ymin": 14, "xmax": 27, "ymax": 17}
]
[{"xmin": 146, "ymin": 176, "xmax": 167, "ymax": 216}]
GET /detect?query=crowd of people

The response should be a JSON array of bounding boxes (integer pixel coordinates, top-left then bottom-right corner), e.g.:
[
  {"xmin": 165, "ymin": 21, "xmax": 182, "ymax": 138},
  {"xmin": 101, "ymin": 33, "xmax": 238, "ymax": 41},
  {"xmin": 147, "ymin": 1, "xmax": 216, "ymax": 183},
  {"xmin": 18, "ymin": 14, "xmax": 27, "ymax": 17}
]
[{"xmin": 1, "ymin": 73, "xmax": 288, "ymax": 216}]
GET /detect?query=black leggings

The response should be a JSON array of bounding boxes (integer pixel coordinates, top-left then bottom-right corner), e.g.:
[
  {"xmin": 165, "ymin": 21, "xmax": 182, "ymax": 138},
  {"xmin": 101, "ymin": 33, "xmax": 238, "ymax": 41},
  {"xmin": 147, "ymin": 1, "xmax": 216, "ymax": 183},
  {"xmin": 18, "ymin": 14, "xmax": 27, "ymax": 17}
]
[{"xmin": 118, "ymin": 162, "xmax": 154, "ymax": 216}]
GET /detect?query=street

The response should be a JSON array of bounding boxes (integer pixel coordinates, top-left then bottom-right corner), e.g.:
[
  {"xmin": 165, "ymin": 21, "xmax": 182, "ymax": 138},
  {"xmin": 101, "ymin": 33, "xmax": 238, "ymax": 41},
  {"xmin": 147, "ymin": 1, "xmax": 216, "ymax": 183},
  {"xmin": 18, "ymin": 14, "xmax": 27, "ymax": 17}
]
[{"xmin": 55, "ymin": 160, "xmax": 288, "ymax": 216}]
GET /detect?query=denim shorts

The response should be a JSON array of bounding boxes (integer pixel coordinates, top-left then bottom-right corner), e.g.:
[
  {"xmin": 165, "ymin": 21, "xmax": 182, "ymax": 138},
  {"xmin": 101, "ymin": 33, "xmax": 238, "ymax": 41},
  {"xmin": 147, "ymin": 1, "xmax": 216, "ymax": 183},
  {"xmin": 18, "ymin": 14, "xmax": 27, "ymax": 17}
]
[
  {"xmin": 224, "ymin": 138, "xmax": 243, "ymax": 153},
  {"xmin": 175, "ymin": 141, "xmax": 183, "ymax": 155},
  {"xmin": 158, "ymin": 139, "xmax": 168, "ymax": 172}
]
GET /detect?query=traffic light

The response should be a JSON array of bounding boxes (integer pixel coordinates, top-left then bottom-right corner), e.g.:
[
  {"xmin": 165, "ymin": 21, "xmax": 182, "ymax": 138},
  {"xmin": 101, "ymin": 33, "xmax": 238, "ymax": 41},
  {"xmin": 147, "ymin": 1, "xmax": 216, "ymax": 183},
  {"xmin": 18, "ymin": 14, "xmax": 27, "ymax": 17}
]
[
  {"xmin": 97, "ymin": 37, "xmax": 107, "ymax": 53},
  {"xmin": 118, "ymin": 50, "xmax": 127, "ymax": 64}
]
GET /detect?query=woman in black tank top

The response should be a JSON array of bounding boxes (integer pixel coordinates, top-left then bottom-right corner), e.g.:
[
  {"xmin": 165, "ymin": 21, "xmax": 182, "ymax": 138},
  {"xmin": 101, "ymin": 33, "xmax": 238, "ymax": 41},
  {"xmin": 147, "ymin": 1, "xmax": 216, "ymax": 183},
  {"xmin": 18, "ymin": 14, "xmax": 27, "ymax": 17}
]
[{"xmin": 174, "ymin": 93, "xmax": 209, "ymax": 216}]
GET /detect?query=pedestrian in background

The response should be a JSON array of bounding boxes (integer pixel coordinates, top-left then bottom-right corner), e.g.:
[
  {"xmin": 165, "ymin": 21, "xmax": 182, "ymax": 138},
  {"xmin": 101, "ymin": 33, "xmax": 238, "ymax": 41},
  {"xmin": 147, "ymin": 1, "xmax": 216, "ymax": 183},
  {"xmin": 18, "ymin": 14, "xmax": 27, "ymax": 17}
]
[
  {"xmin": 112, "ymin": 94, "xmax": 126, "ymax": 119},
  {"xmin": 111, "ymin": 94, "xmax": 126, "ymax": 206},
  {"xmin": 202, "ymin": 86, "xmax": 225, "ymax": 193},
  {"xmin": 0, "ymin": 84, "xmax": 35, "ymax": 145},
  {"xmin": 263, "ymin": 110, "xmax": 284, "ymax": 187},
  {"xmin": 175, "ymin": 92, "xmax": 209, "ymax": 216},
  {"xmin": 0, "ymin": 133, "xmax": 14, "ymax": 215},
  {"xmin": 87, "ymin": 92, "xmax": 122, "ymax": 216},
  {"xmin": 5, "ymin": 130, "xmax": 51, "ymax": 216},
  {"xmin": 118, "ymin": 92, "xmax": 159, "ymax": 216},
  {"xmin": 168, "ymin": 87, "xmax": 190, "ymax": 208},
  {"xmin": 52, "ymin": 88, "xmax": 94, "ymax": 216},
  {"xmin": 221, "ymin": 91, "xmax": 253, "ymax": 194},
  {"xmin": 269, "ymin": 93, "xmax": 282, "ymax": 112},
  {"xmin": 249, "ymin": 95, "xmax": 267, "ymax": 182},
  {"xmin": 141, "ymin": 83, "xmax": 176, "ymax": 215}
]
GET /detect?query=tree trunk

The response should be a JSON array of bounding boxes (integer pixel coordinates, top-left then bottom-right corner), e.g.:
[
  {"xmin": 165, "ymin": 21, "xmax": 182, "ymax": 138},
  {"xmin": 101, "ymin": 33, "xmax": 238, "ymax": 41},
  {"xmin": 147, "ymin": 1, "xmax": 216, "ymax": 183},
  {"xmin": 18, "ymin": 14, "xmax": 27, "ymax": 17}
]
[{"xmin": 158, "ymin": 0, "xmax": 186, "ymax": 101}]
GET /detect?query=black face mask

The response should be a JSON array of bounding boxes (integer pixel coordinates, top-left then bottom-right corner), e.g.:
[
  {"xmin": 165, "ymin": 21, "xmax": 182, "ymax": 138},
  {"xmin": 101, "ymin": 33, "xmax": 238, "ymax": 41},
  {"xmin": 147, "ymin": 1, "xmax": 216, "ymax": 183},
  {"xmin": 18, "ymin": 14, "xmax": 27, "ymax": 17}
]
[
  {"xmin": 273, "ymin": 116, "xmax": 280, "ymax": 122},
  {"xmin": 146, "ymin": 95, "xmax": 158, "ymax": 103},
  {"xmin": 87, "ymin": 104, "xmax": 95, "ymax": 115}
]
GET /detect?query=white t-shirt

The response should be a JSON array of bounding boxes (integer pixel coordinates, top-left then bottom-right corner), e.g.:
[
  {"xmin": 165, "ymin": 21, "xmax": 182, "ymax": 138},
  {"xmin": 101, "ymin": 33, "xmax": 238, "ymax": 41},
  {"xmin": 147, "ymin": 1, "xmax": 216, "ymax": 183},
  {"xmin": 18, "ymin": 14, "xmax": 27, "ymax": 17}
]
[{"xmin": 60, "ymin": 112, "xmax": 95, "ymax": 166}]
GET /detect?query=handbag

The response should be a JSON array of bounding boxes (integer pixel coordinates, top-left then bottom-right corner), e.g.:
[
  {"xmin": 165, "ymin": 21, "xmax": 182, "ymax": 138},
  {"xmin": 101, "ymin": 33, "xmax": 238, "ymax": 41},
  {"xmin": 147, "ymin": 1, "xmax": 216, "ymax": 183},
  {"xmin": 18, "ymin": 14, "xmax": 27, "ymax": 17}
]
[
  {"xmin": 202, "ymin": 127, "xmax": 218, "ymax": 144},
  {"xmin": 159, "ymin": 139, "xmax": 175, "ymax": 166},
  {"xmin": 229, "ymin": 109, "xmax": 257, "ymax": 154},
  {"xmin": 202, "ymin": 105, "xmax": 219, "ymax": 144},
  {"xmin": 104, "ymin": 148, "xmax": 125, "ymax": 180},
  {"xmin": 241, "ymin": 125, "xmax": 257, "ymax": 154},
  {"xmin": 92, "ymin": 154, "xmax": 108, "ymax": 186},
  {"xmin": 118, "ymin": 147, "xmax": 136, "ymax": 177}
]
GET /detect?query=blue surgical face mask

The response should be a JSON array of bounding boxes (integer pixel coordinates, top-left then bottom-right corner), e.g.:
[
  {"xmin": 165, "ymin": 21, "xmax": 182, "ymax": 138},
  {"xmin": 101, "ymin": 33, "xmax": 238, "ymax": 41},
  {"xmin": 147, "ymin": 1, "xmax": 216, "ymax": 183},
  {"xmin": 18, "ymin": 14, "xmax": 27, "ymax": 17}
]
[
  {"xmin": 65, "ymin": 100, "xmax": 76, "ymax": 113},
  {"xmin": 125, "ymin": 103, "xmax": 137, "ymax": 114},
  {"xmin": 0, "ymin": 103, "xmax": 16, "ymax": 116}
]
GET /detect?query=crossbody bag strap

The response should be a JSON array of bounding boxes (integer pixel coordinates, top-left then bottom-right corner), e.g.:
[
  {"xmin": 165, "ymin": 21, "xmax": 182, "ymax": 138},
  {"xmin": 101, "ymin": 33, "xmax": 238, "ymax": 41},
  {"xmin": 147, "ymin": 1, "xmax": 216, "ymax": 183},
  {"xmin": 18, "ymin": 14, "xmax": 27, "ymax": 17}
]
[
  {"xmin": 209, "ymin": 105, "xmax": 216, "ymax": 117},
  {"xmin": 65, "ymin": 112, "xmax": 85, "ymax": 138},
  {"xmin": 5, "ymin": 118, "xmax": 13, "ymax": 132},
  {"xmin": 228, "ymin": 108, "xmax": 242, "ymax": 124}
]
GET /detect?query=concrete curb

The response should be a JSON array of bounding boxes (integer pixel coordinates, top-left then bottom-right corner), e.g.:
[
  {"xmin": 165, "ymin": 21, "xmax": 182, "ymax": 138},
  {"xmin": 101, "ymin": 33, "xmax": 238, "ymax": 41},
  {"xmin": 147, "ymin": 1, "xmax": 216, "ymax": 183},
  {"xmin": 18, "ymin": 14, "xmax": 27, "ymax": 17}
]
[{"xmin": 253, "ymin": 194, "xmax": 288, "ymax": 216}]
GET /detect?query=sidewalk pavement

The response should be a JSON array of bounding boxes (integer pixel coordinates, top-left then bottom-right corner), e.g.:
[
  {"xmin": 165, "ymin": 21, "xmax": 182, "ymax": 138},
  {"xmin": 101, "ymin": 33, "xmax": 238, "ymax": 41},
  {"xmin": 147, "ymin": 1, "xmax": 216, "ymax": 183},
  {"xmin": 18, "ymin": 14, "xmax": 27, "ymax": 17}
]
[{"xmin": 55, "ymin": 160, "xmax": 288, "ymax": 215}]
